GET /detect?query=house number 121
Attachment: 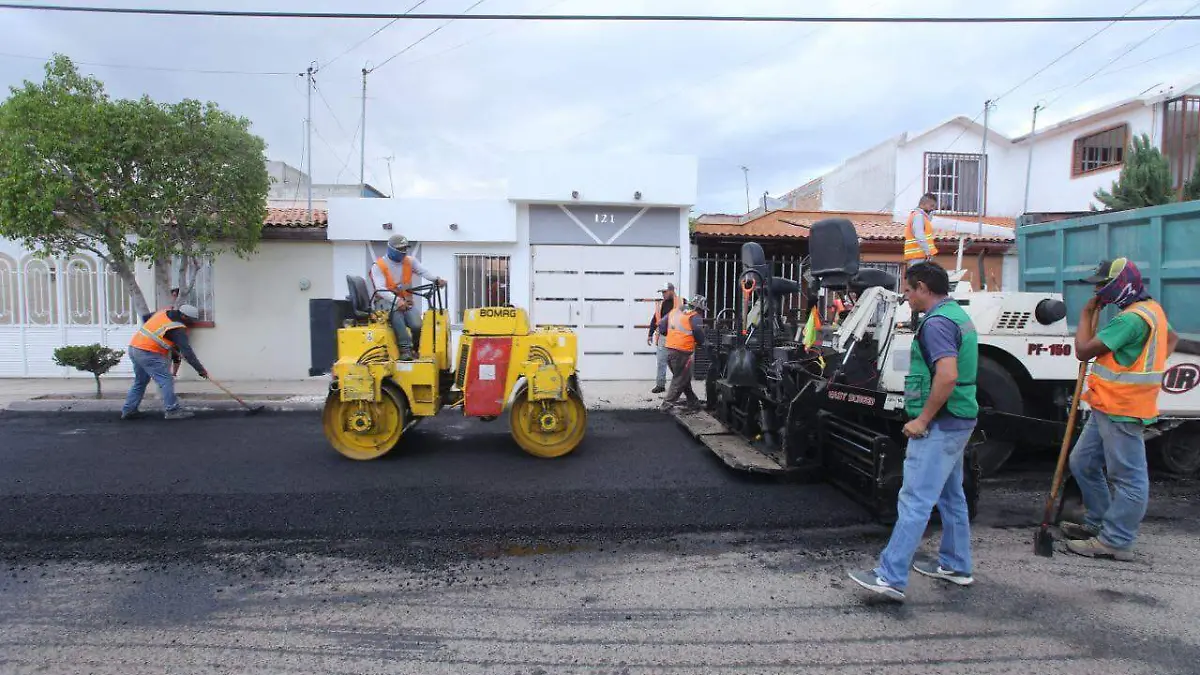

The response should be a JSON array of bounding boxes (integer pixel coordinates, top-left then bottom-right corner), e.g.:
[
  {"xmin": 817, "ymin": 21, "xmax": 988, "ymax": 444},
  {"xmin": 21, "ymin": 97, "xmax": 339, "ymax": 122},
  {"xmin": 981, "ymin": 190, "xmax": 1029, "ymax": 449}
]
[{"xmin": 594, "ymin": 213, "xmax": 616, "ymax": 224}]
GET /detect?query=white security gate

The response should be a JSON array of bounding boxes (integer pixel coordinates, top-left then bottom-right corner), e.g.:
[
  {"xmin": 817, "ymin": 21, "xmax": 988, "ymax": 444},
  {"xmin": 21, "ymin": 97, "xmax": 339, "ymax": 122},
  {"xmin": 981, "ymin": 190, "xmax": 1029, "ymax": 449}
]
[
  {"xmin": 0, "ymin": 252, "xmax": 138, "ymax": 378},
  {"xmin": 532, "ymin": 245, "xmax": 678, "ymax": 380}
]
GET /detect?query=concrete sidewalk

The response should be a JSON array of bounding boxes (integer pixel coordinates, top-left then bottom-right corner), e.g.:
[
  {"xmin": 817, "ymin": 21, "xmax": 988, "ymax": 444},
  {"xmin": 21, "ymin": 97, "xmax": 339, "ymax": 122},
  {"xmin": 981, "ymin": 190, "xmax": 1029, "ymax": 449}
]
[{"xmin": 0, "ymin": 377, "xmax": 665, "ymax": 414}]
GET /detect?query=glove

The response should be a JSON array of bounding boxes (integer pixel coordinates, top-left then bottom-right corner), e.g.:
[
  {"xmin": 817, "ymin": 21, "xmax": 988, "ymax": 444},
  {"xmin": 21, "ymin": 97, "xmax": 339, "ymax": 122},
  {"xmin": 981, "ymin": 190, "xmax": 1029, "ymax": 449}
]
[{"xmin": 197, "ymin": 368, "xmax": 209, "ymax": 379}]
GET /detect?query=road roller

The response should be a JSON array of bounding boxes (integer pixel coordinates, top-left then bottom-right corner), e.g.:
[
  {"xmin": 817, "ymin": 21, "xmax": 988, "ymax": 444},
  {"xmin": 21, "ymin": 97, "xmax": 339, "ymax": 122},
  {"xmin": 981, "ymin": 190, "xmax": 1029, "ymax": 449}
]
[{"xmin": 321, "ymin": 275, "xmax": 587, "ymax": 460}]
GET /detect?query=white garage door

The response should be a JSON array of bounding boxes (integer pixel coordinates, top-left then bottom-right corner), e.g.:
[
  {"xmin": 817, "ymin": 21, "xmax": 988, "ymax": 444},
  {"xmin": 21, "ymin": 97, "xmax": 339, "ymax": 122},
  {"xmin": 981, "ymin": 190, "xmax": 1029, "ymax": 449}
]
[{"xmin": 532, "ymin": 245, "xmax": 678, "ymax": 380}]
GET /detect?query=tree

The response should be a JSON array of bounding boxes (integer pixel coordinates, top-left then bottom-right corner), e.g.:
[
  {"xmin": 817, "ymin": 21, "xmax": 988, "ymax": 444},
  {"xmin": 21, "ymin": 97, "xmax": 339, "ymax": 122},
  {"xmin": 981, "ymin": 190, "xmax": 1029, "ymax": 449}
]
[
  {"xmin": 1092, "ymin": 133, "xmax": 1175, "ymax": 211},
  {"xmin": 1184, "ymin": 147, "xmax": 1200, "ymax": 202},
  {"xmin": 0, "ymin": 54, "xmax": 270, "ymax": 318},
  {"xmin": 53, "ymin": 344, "xmax": 125, "ymax": 399}
]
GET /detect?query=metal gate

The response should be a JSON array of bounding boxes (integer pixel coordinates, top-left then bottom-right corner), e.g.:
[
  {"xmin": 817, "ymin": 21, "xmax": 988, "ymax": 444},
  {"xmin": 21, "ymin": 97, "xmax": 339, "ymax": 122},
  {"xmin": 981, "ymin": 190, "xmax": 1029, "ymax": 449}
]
[
  {"xmin": 0, "ymin": 251, "xmax": 138, "ymax": 377},
  {"xmin": 694, "ymin": 252, "xmax": 805, "ymax": 325}
]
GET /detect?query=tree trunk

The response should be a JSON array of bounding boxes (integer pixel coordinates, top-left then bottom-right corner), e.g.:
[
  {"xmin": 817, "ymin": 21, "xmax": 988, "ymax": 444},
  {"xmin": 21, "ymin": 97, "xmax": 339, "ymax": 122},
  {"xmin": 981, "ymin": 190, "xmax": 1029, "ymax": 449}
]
[
  {"xmin": 111, "ymin": 259, "xmax": 151, "ymax": 319},
  {"xmin": 154, "ymin": 258, "xmax": 174, "ymax": 309},
  {"xmin": 93, "ymin": 373, "xmax": 102, "ymax": 400}
]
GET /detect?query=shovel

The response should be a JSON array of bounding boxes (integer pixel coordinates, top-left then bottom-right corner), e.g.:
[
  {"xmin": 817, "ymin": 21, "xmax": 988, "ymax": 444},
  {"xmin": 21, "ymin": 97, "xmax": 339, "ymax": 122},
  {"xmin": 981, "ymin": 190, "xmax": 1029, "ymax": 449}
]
[
  {"xmin": 1034, "ymin": 313, "xmax": 1097, "ymax": 557},
  {"xmin": 207, "ymin": 376, "xmax": 266, "ymax": 416}
]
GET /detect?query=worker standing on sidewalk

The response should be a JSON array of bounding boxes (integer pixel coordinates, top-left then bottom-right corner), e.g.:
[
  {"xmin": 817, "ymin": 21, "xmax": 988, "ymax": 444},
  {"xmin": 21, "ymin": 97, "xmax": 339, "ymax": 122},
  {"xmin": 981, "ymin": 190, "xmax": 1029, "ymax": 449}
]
[
  {"xmin": 849, "ymin": 262, "xmax": 977, "ymax": 602},
  {"xmin": 121, "ymin": 304, "xmax": 208, "ymax": 421},
  {"xmin": 658, "ymin": 295, "xmax": 706, "ymax": 412},
  {"xmin": 904, "ymin": 193, "xmax": 939, "ymax": 267},
  {"xmin": 1060, "ymin": 258, "xmax": 1178, "ymax": 561},
  {"xmin": 647, "ymin": 282, "xmax": 678, "ymax": 394},
  {"xmin": 370, "ymin": 234, "xmax": 446, "ymax": 360}
]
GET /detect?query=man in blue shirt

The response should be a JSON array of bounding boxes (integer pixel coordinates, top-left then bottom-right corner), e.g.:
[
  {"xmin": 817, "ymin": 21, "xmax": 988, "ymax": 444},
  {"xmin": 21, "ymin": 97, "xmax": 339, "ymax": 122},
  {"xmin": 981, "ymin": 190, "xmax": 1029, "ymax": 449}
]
[{"xmin": 849, "ymin": 262, "xmax": 978, "ymax": 602}]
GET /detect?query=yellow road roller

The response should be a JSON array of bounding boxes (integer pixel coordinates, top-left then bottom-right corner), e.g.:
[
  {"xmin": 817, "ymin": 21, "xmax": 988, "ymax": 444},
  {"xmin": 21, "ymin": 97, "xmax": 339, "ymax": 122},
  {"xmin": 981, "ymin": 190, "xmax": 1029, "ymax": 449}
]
[{"xmin": 321, "ymin": 276, "xmax": 587, "ymax": 460}]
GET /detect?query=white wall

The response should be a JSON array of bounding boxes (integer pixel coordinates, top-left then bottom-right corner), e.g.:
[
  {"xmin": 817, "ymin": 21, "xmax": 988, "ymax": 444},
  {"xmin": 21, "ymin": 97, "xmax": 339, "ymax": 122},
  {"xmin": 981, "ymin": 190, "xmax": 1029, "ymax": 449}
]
[
  {"xmin": 893, "ymin": 123, "xmax": 1025, "ymax": 220},
  {"xmin": 1017, "ymin": 105, "xmax": 1159, "ymax": 214},
  {"xmin": 506, "ymin": 153, "xmax": 698, "ymax": 207},
  {"xmin": 184, "ymin": 241, "xmax": 333, "ymax": 381},
  {"xmin": 327, "ymin": 198, "xmax": 517, "ymax": 245},
  {"xmin": 820, "ymin": 137, "xmax": 900, "ymax": 213}
]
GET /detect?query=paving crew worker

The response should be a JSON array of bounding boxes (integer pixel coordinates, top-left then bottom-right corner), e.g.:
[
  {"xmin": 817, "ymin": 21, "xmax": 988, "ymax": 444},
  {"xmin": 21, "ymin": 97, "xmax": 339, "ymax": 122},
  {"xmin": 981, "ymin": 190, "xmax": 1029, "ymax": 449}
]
[
  {"xmin": 647, "ymin": 282, "xmax": 678, "ymax": 394},
  {"xmin": 1060, "ymin": 258, "xmax": 1179, "ymax": 561},
  {"xmin": 658, "ymin": 294, "xmax": 706, "ymax": 411},
  {"xmin": 121, "ymin": 304, "xmax": 208, "ymax": 421},
  {"xmin": 849, "ymin": 262, "xmax": 976, "ymax": 602},
  {"xmin": 370, "ymin": 234, "xmax": 446, "ymax": 360},
  {"xmin": 904, "ymin": 192, "xmax": 939, "ymax": 267}
]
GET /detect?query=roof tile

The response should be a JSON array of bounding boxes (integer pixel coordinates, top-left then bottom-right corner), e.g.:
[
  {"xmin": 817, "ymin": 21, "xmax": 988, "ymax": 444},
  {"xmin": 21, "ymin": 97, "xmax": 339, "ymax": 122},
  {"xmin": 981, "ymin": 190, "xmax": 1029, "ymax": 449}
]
[
  {"xmin": 264, "ymin": 207, "xmax": 328, "ymax": 228},
  {"xmin": 693, "ymin": 209, "xmax": 1014, "ymax": 244}
]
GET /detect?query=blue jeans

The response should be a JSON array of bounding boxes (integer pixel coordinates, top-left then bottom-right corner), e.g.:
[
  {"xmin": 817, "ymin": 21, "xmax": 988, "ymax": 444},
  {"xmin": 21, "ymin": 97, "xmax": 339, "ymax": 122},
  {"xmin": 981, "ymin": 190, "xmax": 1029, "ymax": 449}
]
[
  {"xmin": 656, "ymin": 342, "xmax": 668, "ymax": 388},
  {"xmin": 875, "ymin": 423, "xmax": 975, "ymax": 589},
  {"xmin": 122, "ymin": 347, "xmax": 180, "ymax": 414},
  {"xmin": 1068, "ymin": 411, "xmax": 1148, "ymax": 550}
]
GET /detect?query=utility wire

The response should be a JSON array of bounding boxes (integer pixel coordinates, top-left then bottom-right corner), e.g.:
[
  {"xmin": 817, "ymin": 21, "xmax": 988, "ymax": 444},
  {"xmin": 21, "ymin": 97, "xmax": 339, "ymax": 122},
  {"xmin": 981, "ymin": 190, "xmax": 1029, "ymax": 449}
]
[
  {"xmin": 0, "ymin": 50, "xmax": 297, "ymax": 75},
  {"xmin": 400, "ymin": 0, "xmax": 567, "ymax": 67},
  {"xmin": 1044, "ymin": 0, "xmax": 1200, "ymax": 110},
  {"xmin": 2, "ymin": 5, "xmax": 1199, "ymax": 23},
  {"xmin": 369, "ymin": 0, "xmax": 489, "ymax": 73},
  {"xmin": 1034, "ymin": 40, "xmax": 1200, "ymax": 98},
  {"xmin": 318, "ymin": 0, "xmax": 428, "ymax": 71},
  {"xmin": 990, "ymin": 0, "xmax": 1150, "ymax": 105},
  {"xmin": 312, "ymin": 79, "xmax": 351, "ymax": 140}
]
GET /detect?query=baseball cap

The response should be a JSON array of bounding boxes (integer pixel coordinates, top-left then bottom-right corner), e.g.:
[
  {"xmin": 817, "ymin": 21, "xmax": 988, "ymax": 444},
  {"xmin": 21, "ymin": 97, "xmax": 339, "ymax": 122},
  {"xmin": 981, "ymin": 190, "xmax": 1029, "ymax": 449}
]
[
  {"xmin": 658, "ymin": 282, "xmax": 675, "ymax": 292},
  {"xmin": 1081, "ymin": 258, "xmax": 1128, "ymax": 284}
]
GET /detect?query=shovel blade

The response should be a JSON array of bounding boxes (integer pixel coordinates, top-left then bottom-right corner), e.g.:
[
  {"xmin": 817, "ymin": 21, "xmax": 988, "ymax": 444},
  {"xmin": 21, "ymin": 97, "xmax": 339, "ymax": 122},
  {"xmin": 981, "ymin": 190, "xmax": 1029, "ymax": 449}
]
[{"xmin": 1033, "ymin": 526, "xmax": 1055, "ymax": 557}]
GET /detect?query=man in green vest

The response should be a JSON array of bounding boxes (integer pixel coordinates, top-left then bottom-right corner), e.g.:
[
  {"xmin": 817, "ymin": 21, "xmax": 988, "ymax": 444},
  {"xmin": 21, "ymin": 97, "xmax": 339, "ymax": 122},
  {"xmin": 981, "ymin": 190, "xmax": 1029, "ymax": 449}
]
[{"xmin": 849, "ymin": 261, "xmax": 978, "ymax": 602}]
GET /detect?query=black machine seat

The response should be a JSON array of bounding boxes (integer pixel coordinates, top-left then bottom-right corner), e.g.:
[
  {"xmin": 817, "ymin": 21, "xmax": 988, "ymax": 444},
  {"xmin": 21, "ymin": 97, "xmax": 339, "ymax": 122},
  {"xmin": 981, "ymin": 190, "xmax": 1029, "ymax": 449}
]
[
  {"xmin": 346, "ymin": 275, "xmax": 372, "ymax": 320},
  {"xmin": 849, "ymin": 267, "xmax": 898, "ymax": 294}
]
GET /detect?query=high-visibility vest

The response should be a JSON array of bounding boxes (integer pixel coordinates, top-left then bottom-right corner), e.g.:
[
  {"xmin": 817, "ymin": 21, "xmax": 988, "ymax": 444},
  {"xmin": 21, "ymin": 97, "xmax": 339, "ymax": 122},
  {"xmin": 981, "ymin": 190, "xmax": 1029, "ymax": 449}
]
[
  {"xmin": 651, "ymin": 298, "xmax": 670, "ymax": 344},
  {"xmin": 129, "ymin": 310, "xmax": 186, "ymax": 355},
  {"xmin": 1082, "ymin": 300, "xmax": 1169, "ymax": 420},
  {"xmin": 666, "ymin": 308, "xmax": 698, "ymax": 352},
  {"xmin": 904, "ymin": 209, "xmax": 939, "ymax": 261},
  {"xmin": 376, "ymin": 256, "xmax": 414, "ymax": 298}
]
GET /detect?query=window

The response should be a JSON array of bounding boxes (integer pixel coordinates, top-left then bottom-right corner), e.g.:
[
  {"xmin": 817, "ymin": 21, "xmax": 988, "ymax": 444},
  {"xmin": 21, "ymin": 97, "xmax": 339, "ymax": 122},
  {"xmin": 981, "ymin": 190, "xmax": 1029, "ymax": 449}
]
[
  {"xmin": 860, "ymin": 261, "xmax": 902, "ymax": 291},
  {"xmin": 1163, "ymin": 95, "xmax": 1200, "ymax": 194},
  {"xmin": 455, "ymin": 254, "xmax": 511, "ymax": 323},
  {"xmin": 166, "ymin": 255, "xmax": 216, "ymax": 324},
  {"xmin": 924, "ymin": 152, "xmax": 985, "ymax": 215},
  {"xmin": 1072, "ymin": 124, "xmax": 1127, "ymax": 176}
]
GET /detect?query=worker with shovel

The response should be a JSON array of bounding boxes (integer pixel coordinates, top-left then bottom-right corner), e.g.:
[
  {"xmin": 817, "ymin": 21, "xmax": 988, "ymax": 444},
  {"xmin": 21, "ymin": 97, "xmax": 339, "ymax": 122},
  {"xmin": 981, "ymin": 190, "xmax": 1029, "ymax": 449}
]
[
  {"xmin": 659, "ymin": 294, "xmax": 706, "ymax": 412},
  {"xmin": 1060, "ymin": 258, "xmax": 1178, "ymax": 561},
  {"xmin": 121, "ymin": 304, "xmax": 208, "ymax": 421},
  {"xmin": 849, "ymin": 262, "xmax": 977, "ymax": 602}
]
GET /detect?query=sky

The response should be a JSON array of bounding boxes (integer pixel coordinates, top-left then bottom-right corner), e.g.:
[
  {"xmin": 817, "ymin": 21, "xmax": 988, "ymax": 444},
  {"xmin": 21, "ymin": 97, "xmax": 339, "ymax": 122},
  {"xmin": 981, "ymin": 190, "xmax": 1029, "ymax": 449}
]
[{"xmin": 1, "ymin": 0, "xmax": 1198, "ymax": 215}]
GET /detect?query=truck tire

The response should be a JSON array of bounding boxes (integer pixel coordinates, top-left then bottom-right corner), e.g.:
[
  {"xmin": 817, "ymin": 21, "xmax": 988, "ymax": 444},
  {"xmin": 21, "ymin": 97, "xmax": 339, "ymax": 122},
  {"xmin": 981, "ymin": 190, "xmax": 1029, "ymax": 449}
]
[
  {"xmin": 973, "ymin": 355, "xmax": 1024, "ymax": 477},
  {"xmin": 1152, "ymin": 423, "xmax": 1200, "ymax": 477}
]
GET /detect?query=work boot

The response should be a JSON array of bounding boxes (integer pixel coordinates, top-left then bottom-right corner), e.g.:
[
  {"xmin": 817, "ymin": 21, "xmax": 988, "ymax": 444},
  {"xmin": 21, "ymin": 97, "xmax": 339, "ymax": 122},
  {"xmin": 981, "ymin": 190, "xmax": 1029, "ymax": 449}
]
[
  {"xmin": 660, "ymin": 400, "xmax": 678, "ymax": 412},
  {"xmin": 1058, "ymin": 521, "xmax": 1100, "ymax": 541},
  {"xmin": 1066, "ymin": 537, "xmax": 1135, "ymax": 562},
  {"xmin": 682, "ymin": 400, "xmax": 702, "ymax": 412},
  {"xmin": 120, "ymin": 409, "xmax": 143, "ymax": 420},
  {"xmin": 651, "ymin": 385, "xmax": 665, "ymax": 394},
  {"xmin": 398, "ymin": 346, "xmax": 415, "ymax": 361},
  {"xmin": 164, "ymin": 408, "xmax": 195, "ymax": 420}
]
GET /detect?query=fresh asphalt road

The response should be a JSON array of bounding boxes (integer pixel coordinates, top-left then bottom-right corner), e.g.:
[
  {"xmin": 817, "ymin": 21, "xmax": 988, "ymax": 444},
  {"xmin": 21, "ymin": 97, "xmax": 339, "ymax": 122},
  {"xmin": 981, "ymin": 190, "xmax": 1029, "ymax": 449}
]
[
  {"xmin": 0, "ymin": 409, "xmax": 870, "ymax": 538},
  {"xmin": 4, "ymin": 409, "xmax": 1200, "ymax": 674}
]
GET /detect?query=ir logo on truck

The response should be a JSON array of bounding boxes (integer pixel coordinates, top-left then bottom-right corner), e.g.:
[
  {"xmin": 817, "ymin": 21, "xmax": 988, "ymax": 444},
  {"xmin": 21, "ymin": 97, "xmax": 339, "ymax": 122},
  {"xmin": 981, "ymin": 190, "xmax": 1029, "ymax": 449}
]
[{"xmin": 1162, "ymin": 363, "xmax": 1200, "ymax": 394}]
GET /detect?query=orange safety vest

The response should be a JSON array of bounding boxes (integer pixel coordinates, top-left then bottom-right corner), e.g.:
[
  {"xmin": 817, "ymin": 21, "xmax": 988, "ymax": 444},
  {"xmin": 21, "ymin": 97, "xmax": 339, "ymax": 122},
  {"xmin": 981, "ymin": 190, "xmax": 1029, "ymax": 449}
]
[
  {"xmin": 651, "ymin": 298, "xmax": 670, "ymax": 344},
  {"xmin": 129, "ymin": 309, "xmax": 186, "ymax": 355},
  {"xmin": 376, "ymin": 256, "xmax": 414, "ymax": 298},
  {"xmin": 904, "ymin": 209, "xmax": 939, "ymax": 261},
  {"xmin": 665, "ymin": 308, "xmax": 698, "ymax": 352},
  {"xmin": 1082, "ymin": 300, "xmax": 1169, "ymax": 419}
]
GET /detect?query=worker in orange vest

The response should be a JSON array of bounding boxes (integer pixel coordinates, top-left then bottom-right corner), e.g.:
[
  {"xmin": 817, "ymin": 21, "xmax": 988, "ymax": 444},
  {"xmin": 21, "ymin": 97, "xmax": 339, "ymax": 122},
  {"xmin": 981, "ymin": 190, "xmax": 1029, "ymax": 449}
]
[
  {"xmin": 904, "ymin": 193, "xmax": 939, "ymax": 267},
  {"xmin": 647, "ymin": 282, "xmax": 678, "ymax": 394},
  {"xmin": 1062, "ymin": 258, "xmax": 1179, "ymax": 561},
  {"xmin": 369, "ymin": 234, "xmax": 446, "ymax": 360},
  {"xmin": 121, "ymin": 304, "xmax": 208, "ymax": 420},
  {"xmin": 657, "ymin": 294, "xmax": 706, "ymax": 411}
]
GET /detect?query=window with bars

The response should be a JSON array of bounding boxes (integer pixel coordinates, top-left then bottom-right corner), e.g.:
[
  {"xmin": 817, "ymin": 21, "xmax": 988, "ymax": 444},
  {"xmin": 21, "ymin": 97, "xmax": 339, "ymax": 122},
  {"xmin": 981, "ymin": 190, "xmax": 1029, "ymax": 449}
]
[
  {"xmin": 455, "ymin": 254, "xmax": 511, "ymax": 323},
  {"xmin": 924, "ymin": 152, "xmax": 985, "ymax": 215},
  {"xmin": 1072, "ymin": 124, "xmax": 1127, "ymax": 176},
  {"xmin": 1163, "ymin": 95, "xmax": 1200, "ymax": 193},
  {"xmin": 167, "ymin": 256, "xmax": 216, "ymax": 323},
  {"xmin": 860, "ymin": 261, "xmax": 902, "ymax": 291}
]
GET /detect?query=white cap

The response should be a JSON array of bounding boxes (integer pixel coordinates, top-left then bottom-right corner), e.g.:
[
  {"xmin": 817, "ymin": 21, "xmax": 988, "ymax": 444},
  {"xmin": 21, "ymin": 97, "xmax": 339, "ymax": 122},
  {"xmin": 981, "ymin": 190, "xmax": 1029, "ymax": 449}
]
[
  {"xmin": 178, "ymin": 304, "xmax": 201, "ymax": 320},
  {"xmin": 658, "ymin": 282, "xmax": 676, "ymax": 293}
]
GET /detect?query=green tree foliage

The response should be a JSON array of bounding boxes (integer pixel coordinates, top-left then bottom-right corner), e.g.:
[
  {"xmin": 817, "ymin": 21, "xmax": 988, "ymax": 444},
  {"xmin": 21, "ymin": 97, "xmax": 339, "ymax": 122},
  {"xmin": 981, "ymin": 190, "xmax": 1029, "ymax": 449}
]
[
  {"xmin": 1092, "ymin": 133, "xmax": 1175, "ymax": 211},
  {"xmin": 53, "ymin": 344, "xmax": 125, "ymax": 399},
  {"xmin": 0, "ymin": 54, "xmax": 270, "ymax": 317},
  {"xmin": 1184, "ymin": 147, "xmax": 1200, "ymax": 202}
]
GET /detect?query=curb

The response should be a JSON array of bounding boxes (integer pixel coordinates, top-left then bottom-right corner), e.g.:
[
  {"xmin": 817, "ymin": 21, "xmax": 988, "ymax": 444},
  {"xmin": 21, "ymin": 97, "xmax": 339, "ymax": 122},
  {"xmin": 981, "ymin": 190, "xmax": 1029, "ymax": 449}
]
[{"xmin": 1, "ymin": 398, "xmax": 324, "ymax": 418}]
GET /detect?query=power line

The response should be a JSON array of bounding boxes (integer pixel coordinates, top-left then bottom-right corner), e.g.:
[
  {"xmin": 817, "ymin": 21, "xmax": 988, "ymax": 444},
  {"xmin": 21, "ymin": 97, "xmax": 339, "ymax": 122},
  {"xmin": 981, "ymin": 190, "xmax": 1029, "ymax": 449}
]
[
  {"xmin": 1034, "ymin": 40, "xmax": 1200, "ymax": 98},
  {"xmin": 370, "ymin": 0, "xmax": 489, "ymax": 73},
  {"xmin": 312, "ymin": 79, "xmax": 351, "ymax": 140},
  {"xmin": 0, "ymin": 50, "xmax": 298, "ymax": 76},
  {"xmin": 990, "ymin": 0, "xmax": 1150, "ymax": 105},
  {"xmin": 400, "ymin": 0, "xmax": 567, "ymax": 67},
  {"xmin": 318, "ymin": 0, "xmax": 428, "ymax": 71},
  {"xmin": 3, "ymin": 5, "xmax": 1200, "ymax": 23},
  {"xmin": 1044, "ymin": 0, "xmax": 1200, "ymax": 110}
]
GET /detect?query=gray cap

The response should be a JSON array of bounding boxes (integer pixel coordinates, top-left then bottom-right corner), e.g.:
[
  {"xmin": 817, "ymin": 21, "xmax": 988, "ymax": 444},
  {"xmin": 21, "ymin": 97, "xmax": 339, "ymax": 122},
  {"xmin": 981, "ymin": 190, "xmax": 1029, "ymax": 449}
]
[
  {"xmin": 178, "ymin": 304, "xmax": 201, "ymax": 321},
  {"xmin": 658, "ymin": 282, "xmax": 675, "ymax": 292}
]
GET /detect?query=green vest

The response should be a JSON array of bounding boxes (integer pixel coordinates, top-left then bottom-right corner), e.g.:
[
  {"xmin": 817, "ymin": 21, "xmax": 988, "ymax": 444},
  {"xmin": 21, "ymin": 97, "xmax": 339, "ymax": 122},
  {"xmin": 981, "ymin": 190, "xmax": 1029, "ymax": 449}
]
[{"xmin": 904, "ymin": 299, "xmax": 979, "ymax": 420}]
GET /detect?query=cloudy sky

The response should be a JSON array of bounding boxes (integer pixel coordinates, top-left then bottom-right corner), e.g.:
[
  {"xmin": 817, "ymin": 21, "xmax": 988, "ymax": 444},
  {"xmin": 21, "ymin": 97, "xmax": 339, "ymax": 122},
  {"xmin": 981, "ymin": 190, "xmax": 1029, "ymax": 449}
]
[{"xmin": 2, "ymin": 0, "xmax": 1198, "ymax": 214}]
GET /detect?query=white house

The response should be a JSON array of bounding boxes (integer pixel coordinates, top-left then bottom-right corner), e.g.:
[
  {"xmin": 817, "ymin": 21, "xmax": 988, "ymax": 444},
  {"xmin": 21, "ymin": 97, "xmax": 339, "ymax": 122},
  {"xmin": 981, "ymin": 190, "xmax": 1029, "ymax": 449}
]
[
  {"xmin": 0, "ymin": 153, "xmax": 697, "ymax": 382},
  {"xmin": 779, "ymin": 80, "xmax": 1200, "ymax": 223},
  {"xmin": 327, "ymin": 153, "xmax": 697, "ymax": 381}
]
